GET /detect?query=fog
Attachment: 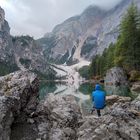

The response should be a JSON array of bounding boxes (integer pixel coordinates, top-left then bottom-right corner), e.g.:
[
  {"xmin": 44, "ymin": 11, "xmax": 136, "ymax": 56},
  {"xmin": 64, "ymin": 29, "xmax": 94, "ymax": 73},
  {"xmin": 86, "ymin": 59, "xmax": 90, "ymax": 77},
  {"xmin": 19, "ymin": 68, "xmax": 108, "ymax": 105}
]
[{"xmin": 0, "ymin": 0, "xmax": 122, "ymax": 38}]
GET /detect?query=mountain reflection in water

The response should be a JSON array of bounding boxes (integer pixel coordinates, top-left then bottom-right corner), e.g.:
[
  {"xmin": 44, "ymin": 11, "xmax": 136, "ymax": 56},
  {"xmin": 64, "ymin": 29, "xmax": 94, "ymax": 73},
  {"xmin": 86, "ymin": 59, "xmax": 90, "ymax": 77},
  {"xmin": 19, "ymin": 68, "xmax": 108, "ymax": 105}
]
[{"xmin": 39, "ymin": 81, "xmax": 135, "ymax": 113}]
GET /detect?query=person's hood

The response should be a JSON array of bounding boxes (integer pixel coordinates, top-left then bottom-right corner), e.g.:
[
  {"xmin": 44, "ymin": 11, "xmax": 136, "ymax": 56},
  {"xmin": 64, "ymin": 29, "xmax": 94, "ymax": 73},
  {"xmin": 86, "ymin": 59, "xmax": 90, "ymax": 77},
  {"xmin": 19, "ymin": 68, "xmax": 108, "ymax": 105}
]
[{"xmin": 95, "ymin": 84, "xmax": 101, "ymax": 90}]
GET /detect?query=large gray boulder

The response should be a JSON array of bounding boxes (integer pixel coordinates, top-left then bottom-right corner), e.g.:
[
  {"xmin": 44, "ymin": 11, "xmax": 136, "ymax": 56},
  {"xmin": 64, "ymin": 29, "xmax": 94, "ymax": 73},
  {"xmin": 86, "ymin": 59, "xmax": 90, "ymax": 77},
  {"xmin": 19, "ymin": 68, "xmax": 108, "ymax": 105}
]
[
  {"xmin": 36, "ymin": 94, "xmax": 82, "ymax": 140},
  {"xmin": 105, "ymin": 67, "xmax": 128, "ymax": 86},
  {"xmin": 0, "ymin": 70, "xmax": 39, "ymax": 140},
  {"xmin": 104, "ymin": 67, "xmax": 129, "ymax": 96}
]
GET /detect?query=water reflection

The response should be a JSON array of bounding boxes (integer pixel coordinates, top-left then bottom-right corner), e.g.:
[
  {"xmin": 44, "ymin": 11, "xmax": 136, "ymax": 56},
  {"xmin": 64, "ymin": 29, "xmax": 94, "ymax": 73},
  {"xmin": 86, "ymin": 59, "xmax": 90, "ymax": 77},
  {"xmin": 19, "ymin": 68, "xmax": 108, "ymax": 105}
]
[
  {"xmin": 39, "ymin": 81, "xmax": 92, "ymax": 114},
  {"xmin": 39, "ymin": 82, "xmax": 57, "ymax": 100},
  {"xmin": 105, "ymin": 85, "xmax": 130, "ymax": 96},
  {"xmin": 39, "ymin": 81, "xmax": 90, "ymax": 100},
  {"xmin": 78, "ymin": 82, "xmax": 94, "ymax": 95},
  {"xmin": 39, "ymin": 81, "xmax": 135, "ymax": 113},
  {"xmin": 104, "ymin": 85, "xmax": 136, "ymax": 99}
]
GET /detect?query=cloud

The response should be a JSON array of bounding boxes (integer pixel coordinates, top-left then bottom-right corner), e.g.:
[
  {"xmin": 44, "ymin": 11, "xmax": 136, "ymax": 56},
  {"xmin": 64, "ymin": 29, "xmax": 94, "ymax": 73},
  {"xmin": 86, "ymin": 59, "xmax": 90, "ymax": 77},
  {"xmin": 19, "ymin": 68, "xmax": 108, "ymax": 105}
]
[
  {"xmin": 0, "ymin": 0, "xmax": 122, "ymax": 39},
  {"xmin": 92, "ymin": 0, "xmax": 123, "ymax": 10}
]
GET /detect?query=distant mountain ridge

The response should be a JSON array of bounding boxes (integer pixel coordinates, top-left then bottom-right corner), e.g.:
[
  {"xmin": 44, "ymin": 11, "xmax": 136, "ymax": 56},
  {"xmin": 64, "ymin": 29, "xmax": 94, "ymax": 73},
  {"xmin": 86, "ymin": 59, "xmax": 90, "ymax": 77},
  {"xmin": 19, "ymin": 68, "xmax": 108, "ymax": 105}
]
[{"xmin": 38, "ymin": 0, "xmax": 140, "ymax": 65}]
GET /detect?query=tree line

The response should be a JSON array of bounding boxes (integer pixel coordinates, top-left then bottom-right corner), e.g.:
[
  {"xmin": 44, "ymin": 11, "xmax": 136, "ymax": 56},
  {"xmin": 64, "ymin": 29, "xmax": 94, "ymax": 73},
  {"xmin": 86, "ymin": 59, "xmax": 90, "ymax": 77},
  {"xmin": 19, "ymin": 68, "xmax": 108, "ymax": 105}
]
[{"xmin": 89, "ymin": 3, "xmax": 140, "ymax": 80}]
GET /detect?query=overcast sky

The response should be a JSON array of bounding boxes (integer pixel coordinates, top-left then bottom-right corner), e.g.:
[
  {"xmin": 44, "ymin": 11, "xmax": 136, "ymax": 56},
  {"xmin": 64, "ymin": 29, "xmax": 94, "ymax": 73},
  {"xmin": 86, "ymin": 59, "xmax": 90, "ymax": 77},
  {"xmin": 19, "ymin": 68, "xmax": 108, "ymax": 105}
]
[{"xmin": 0, "ymin": 0, "xmax": 122, "ymax": 39}]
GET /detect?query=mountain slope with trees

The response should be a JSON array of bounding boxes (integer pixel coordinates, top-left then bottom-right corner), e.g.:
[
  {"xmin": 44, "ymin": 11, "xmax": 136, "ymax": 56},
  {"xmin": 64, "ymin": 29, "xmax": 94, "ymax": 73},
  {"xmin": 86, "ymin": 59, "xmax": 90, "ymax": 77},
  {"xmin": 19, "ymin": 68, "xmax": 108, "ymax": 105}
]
[{"xmin": 89, "ymin": 3, "xmax": 140, "ymax": 81}]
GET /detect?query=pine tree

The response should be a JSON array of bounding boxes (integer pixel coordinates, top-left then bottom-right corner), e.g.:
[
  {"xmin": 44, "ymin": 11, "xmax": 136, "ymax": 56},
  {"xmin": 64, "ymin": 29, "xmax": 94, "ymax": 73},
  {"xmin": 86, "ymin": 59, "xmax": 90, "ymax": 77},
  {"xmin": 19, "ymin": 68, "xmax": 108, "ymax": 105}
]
[
  {"xmin": 105, "ymin": 43, "xmax": 115, "ymax": 70},
  {"xmin": 89, "ymin": 3, "xmax": 140, "ymax": 78},
  {"xmin": 115, "ymin": 3, "xmax": 140, "ymax": 71}
]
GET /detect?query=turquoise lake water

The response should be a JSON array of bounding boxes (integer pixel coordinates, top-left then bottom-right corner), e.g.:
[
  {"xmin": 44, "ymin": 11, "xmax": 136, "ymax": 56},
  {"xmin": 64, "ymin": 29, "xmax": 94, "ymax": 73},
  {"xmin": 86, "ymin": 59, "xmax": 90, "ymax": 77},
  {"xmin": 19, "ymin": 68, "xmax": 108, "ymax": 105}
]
[{"xmin": 39, "ymin": 81, "xmax": 136, "ymax": 113}]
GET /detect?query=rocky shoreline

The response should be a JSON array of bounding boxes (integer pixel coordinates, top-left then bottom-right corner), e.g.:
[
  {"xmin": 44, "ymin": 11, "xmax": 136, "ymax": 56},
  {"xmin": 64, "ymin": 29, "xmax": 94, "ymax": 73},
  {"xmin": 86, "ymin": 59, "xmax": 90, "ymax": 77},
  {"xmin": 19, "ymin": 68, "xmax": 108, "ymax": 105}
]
[{"xmin": 0, "ymin": 71, "xmax": 140, "ymax": 140}]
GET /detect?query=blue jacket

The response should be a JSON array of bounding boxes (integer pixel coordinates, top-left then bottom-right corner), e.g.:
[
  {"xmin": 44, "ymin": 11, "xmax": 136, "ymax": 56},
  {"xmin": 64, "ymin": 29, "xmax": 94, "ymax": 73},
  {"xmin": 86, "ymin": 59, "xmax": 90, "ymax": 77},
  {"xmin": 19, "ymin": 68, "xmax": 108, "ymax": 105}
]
[{"xmin": 92, "ymin": 84, "xmax": 105, "ymax": 109}]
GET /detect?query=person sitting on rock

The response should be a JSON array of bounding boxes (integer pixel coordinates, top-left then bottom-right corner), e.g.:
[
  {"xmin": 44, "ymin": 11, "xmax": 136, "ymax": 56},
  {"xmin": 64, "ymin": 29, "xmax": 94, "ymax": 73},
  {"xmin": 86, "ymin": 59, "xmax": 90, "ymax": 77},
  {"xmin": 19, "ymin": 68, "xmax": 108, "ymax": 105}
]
[{"xmin": 91, "ymin": 84, "xmax": 106, "ymax": 117}]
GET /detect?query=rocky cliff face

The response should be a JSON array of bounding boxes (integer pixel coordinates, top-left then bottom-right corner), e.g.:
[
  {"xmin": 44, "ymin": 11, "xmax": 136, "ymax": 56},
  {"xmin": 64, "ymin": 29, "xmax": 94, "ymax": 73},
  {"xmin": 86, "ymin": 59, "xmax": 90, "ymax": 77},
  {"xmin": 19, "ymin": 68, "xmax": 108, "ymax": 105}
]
[
  {"xmin": 0, "ymin": 6, "xmax": 51, "ymax": 77},
  {"xmin": 38, "ymin": 0, "xmax": 140, "ymax": 64},
  {"xmin": 0, "ymin": 7, "xmax": 15, "ymax": 64},
  {"xmin": 12, "ymin": 36, "xmax": 50, "ymax": 75},
  {"xmin": 38, "ymin": 5, "xmax": 106, "ymax": 64}
]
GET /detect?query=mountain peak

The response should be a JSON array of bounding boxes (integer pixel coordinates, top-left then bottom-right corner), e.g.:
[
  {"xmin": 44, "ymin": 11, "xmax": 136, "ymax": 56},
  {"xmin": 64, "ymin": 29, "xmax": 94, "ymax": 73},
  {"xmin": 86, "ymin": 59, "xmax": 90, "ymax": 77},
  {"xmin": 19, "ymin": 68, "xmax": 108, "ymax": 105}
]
[
  {"xmin": 83, "ymin": 4, "xmax": 105, "ymax": 13},
  {"xmin": 81, "ymin": 4, "xmax": 106, "ymax": 17}
]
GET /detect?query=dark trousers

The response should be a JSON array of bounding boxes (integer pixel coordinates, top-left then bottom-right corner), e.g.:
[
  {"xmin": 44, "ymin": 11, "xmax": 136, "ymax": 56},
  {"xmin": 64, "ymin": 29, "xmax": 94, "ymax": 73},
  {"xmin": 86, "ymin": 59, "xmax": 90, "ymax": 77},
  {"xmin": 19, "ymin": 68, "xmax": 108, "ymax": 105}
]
[
  {"xmin": 96, "ymin": 109, "xmax": 101, "ymax": 117},
  {"xmin": 91, "ymin": 108, "xmax": 101, "ymax": 117}
]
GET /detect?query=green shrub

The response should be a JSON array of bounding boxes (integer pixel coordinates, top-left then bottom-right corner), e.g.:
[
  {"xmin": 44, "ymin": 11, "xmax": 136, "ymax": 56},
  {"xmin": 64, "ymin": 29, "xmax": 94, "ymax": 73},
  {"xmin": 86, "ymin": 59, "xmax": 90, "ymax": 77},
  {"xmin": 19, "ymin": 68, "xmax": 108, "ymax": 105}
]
[{"xmin": 0, "ymin": 61, "xmax": 19, "ymax": 76}]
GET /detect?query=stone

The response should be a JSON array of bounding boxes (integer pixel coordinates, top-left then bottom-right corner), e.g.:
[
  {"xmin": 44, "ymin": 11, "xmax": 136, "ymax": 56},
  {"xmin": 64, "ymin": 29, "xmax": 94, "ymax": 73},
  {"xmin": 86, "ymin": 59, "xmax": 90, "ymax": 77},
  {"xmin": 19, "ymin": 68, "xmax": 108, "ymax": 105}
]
[
  {"xmin": 106, "ymin": 95, "xmax": 131, "ymax": 105},
  {"xmin": 105, "ymin": 67, "xmax": 128, "ymax": 86},
  {"xmin": 0, "ymin": 70, "xmax": 39, "ymax": 140},
  {"xmin": 77, "ymin": 100, "xmax": 140, "ymax": 140},
  {"xmin": 27, "ymin": 118, "xmax": 35, "ymax": 124},
  {"xmin": 131, "ymin": 82, "xmax": 140, "ymax": 93},
  {"xmin": 36, "ymin": 94, "xmax": 82, "ymax": 140}
]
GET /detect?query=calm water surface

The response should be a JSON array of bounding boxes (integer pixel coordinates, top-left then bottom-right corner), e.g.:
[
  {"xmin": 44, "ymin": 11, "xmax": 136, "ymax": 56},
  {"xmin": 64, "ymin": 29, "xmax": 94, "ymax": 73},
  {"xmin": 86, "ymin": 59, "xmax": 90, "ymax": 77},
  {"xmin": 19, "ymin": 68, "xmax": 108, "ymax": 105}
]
[{"xmin": 39, "ymin": 82, "xmax": 136, "ymax": 113}]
